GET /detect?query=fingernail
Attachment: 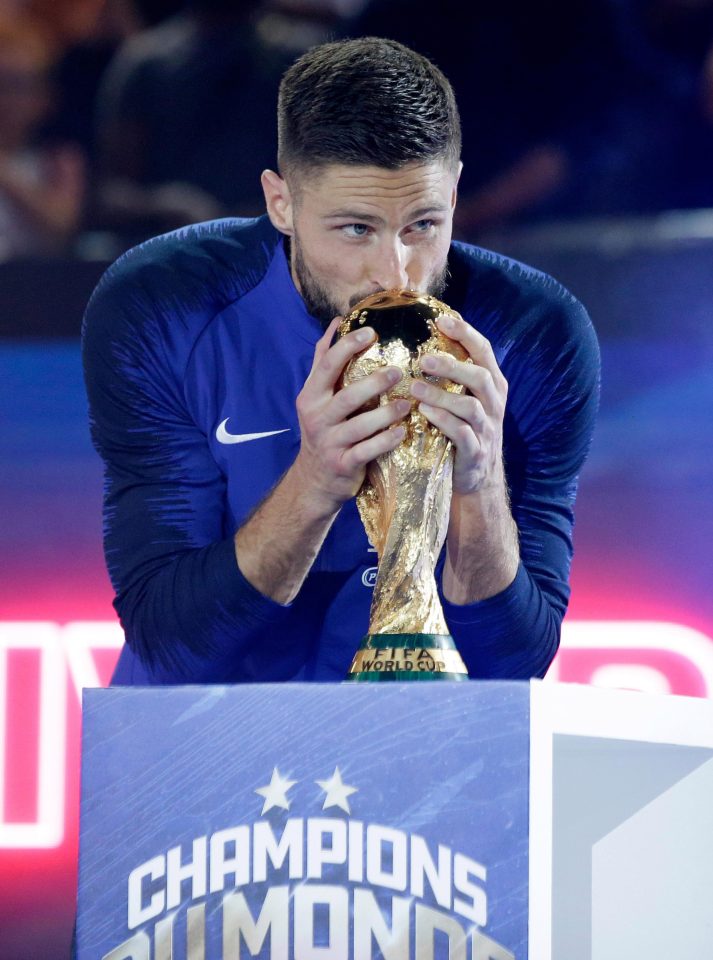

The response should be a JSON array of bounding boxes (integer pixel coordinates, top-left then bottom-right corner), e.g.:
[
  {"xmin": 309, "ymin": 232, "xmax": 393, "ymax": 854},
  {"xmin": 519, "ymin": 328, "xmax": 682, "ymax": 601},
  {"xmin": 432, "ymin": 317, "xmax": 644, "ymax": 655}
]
[
  {"xmin": 419, "ymin": 402, "xmax": 434, "ymax": 414},
  {"xmin": 396, "ymin": 399, "xmax": 411, "ymax": 414},
  {"xmin": 421, "ymin": 356, "xmax": 438, "ymax": 372},
  {"xmin": 387, "ymin": 367, "xmax": 402, "ymax": 383},
  {"xmin": 356, "ymin": 327, "xmax": 375, "ymax": 343},
  {"xmin": 438, "ymin": 315, "xmax": 454, "ymax": 331}
]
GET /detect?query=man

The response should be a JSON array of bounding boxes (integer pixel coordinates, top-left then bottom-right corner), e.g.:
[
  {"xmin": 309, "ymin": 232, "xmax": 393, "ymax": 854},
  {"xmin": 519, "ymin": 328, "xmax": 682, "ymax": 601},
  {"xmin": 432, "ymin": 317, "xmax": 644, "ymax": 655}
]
[{"xmin": 82, "ymin": 37, "xmax": 600, "ymax": 685}]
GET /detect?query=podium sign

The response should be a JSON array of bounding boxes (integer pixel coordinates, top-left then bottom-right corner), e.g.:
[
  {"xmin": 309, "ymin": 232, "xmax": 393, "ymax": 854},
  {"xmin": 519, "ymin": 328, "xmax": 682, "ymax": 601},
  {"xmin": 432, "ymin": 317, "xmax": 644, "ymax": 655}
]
[
  {"xmin": 77, "ymin": 683, "xmax": 528, "ymax": 960},
  {"xmin": 78, "ymin": 681, "xmax": 713, "ymax": 958}
]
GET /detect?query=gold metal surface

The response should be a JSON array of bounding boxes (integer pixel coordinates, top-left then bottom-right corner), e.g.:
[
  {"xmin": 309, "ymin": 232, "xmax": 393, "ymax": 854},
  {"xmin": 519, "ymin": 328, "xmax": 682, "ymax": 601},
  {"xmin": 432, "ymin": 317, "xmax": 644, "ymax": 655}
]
[{"xmin": 339, "ymin": 289, "xmax": 470, "ymax": 638}]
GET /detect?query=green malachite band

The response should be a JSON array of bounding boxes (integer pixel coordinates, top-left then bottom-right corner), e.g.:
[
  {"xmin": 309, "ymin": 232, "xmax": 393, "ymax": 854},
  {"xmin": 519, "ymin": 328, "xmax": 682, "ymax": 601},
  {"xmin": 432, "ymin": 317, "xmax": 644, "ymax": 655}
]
[{"xmin": 348, "ymin": 671, "xmax": 468, "ymax": 683}]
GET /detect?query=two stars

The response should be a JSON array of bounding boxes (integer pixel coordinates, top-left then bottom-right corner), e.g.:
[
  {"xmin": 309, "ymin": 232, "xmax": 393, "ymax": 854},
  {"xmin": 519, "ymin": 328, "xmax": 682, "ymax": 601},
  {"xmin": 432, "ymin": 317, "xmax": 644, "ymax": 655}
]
[{"xmin": 255, "ymin": 766, "xmax": 357, "ymax": 815}]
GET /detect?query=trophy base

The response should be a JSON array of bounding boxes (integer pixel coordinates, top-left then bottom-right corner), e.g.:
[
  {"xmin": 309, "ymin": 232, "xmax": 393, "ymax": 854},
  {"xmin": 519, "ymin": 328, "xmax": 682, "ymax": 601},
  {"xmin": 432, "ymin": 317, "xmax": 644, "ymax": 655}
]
[{"xmin": 345, "ymin": 634, "xmax": 469, "ymax": 682}]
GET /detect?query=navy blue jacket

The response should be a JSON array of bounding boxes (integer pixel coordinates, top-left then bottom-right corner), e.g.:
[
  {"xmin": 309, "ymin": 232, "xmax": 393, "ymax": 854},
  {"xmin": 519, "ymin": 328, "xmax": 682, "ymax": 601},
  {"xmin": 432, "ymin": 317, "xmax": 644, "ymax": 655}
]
[{"xmin": 82, "ymin": 216, "xmax": 600, "ymax": 684}]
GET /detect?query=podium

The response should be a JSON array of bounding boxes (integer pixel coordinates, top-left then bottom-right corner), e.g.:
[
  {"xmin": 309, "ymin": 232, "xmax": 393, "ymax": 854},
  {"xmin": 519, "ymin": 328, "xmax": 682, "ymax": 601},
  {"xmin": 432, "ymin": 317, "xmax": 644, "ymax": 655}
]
[{"xmin": 76, "ymin": 682, "xmax": 713, "ymax": 959}]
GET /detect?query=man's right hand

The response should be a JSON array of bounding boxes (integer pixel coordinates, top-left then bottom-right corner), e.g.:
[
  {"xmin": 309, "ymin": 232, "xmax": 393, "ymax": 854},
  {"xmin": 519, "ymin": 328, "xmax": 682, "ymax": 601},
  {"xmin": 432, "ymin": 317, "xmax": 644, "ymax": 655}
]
[
  {"xmin": 291, "ymin": 316, "xmax": 411, "ymax": 512},
  {"xmin": 235, "ymin": 315, "xmax": 409, "ymax": 603}
]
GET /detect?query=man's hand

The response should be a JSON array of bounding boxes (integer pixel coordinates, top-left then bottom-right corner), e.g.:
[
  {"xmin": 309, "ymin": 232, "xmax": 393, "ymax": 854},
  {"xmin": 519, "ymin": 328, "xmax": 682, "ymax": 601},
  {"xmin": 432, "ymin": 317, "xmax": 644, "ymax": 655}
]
[
  {"xmin": 409, "ymin": 313, "xmax": 519, "ymax": 604},
  {"xmin": 235, "ymin": 315, "xmax": 409, "ymax": 604},
  {"xmin": 410, "ymin": 313, "xmax": 508, "ymax": 494},
  {"xmin": 292, "ymin": 316, "xmax": 411, "ymax": 513}
]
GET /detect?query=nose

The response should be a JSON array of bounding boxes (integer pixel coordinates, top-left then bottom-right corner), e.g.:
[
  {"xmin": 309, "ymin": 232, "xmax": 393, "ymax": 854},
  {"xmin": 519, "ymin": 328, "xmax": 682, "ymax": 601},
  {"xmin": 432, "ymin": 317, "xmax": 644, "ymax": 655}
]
[{"xmin": 371, "ymin": 238, "xmax": 410, "ymax": 291}]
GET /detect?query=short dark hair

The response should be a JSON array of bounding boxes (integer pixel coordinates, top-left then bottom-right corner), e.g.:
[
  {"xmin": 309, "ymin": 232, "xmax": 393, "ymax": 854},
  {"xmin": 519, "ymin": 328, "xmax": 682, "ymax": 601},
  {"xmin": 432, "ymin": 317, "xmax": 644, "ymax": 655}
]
[{"xmin": 277, "ymin": 37, "xmax": 461, "ymax": 181}]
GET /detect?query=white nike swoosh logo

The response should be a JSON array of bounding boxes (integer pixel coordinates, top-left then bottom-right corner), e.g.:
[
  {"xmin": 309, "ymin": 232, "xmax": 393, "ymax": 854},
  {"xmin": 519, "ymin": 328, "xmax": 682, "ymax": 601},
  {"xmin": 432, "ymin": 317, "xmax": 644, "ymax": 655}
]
[{"xmin": 216, "ymin": 419, "xmax": 291, "ymax": 445}]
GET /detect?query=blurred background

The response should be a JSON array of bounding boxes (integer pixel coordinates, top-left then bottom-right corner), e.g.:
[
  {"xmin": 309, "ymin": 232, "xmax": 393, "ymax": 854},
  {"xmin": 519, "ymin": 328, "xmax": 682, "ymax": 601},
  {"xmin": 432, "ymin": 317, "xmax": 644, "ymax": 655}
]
[{"xmin": 1, "ymin": 0, "xmax": 713, "ymax": 956}]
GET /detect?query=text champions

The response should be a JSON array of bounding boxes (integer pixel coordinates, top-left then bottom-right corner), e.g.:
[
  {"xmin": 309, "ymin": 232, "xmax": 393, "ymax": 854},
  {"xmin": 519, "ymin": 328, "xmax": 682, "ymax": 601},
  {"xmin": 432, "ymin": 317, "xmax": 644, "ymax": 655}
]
[{"xmin": 103, "ymin": 817, "xmax": 515, "ymax": 959}]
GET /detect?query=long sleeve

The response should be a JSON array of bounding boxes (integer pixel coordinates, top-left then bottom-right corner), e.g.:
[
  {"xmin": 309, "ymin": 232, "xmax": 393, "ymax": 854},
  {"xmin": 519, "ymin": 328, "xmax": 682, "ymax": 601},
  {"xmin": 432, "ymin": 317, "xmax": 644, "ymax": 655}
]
[
  {"xmin": 439, "ymin": 251, "xmax": 601, "ymax": 678},
  {"xmin": 82, "ymin": 219, "xmax": 308, "ymax": 684}
]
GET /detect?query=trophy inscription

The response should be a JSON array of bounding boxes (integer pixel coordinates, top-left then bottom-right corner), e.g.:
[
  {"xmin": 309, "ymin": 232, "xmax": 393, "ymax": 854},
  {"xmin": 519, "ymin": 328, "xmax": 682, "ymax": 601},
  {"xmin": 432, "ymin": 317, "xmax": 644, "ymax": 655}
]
[{"xmin": 339, "ymin": 289, "xmax": 469, "ymax": 682}]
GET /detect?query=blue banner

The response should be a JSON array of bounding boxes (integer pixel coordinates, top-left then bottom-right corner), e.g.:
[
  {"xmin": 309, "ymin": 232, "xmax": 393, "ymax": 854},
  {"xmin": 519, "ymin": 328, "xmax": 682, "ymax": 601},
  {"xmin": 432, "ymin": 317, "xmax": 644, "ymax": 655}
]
[{"xmin": 78, "ymin": 682, "xmax": 529, "ymax": 959}]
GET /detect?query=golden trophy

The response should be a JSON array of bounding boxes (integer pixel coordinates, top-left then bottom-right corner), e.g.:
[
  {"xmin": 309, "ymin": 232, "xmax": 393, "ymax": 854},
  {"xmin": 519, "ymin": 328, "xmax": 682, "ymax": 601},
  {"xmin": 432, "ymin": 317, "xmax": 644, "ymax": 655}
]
[{"xmin": 340, "ymin": 289, "xmax": 469, "ymax": 682}]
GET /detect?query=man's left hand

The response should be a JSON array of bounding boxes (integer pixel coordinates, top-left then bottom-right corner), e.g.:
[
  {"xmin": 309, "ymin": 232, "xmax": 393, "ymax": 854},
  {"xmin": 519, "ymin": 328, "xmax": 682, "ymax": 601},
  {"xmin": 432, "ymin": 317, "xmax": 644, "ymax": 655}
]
[
  {"xmin": 410, "ymin": 312, "xmax": 519, "ymax": 604},
  {"xmin": 410, "ymin": 313, "xmax": 508, "ymax": 495}
]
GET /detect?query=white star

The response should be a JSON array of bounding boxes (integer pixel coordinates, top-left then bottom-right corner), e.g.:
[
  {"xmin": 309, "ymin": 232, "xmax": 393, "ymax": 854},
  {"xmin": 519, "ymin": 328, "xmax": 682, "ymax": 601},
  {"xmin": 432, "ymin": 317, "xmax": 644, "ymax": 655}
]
[
  {"xmin": 255, "ymin": 767, "xmax": 297, "ymax": 814},
  {"xmin": 316, "ymin": 766, "xmax": 358, "ymax": 814}
]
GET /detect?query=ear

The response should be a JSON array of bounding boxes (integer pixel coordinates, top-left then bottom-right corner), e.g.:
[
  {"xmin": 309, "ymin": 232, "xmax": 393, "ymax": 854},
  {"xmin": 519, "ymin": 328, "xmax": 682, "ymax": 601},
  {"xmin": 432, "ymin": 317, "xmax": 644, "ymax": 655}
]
[{"xmin": 262, "ymin": 169, "xmax": 294, "ymax": 235}]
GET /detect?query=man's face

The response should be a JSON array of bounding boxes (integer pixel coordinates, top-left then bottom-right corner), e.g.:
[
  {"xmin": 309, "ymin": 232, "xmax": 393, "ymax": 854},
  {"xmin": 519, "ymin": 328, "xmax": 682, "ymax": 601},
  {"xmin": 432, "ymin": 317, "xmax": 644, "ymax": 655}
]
[{"xmin": 285, "ymin": 161, "xmax": 460, "ymax": 328}]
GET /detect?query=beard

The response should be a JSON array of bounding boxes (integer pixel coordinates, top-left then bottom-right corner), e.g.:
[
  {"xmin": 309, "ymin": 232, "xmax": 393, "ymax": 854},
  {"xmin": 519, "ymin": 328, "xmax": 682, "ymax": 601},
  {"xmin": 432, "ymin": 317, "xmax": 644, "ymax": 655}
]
[{"xmin": 290, "ymin": 234, "xmax": 450, "ymax": 331}]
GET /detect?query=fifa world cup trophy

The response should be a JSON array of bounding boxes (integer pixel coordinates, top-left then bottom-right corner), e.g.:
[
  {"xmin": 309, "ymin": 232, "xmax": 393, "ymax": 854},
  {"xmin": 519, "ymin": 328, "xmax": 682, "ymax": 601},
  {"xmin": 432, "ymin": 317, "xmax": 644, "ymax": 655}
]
[{"xmin": 339, "ymin": 290, "xmax": 469, "ymax": 681}]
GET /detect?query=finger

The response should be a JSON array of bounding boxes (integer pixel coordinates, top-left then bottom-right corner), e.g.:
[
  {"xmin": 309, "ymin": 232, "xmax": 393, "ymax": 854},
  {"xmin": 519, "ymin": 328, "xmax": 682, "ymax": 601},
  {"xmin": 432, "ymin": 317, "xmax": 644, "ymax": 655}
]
[
  {"xmin": 340, "ymin": 423, "xmax": 406, "ymax": 473},
  {"xmin": 410, "ymin": 381, "xmax": 486, "ymax": 428},
  {"xmin": 327, "ymin": 365, "xmax": 403, "ymax": 424},
  {"xmin": 308, "ymin": 326, "xmax": 376, "ymax": 393},
  {"xmin": 418, "ymin": 403, "xmax": 480, "ymax": 459},
  {"xmin": 419, "ymin": 353, "xmax": 504, "ymax": 417},
  {"xmin": 314, "ymin": 315, "xmax": 344, "ymax": 362},
  {"xmin": 436, "ymin": 314, "xmax": 507, "ymax": 392},
  {"xmin": 336, "ymin": 398, "xmax": 411, "ymax": 446}
]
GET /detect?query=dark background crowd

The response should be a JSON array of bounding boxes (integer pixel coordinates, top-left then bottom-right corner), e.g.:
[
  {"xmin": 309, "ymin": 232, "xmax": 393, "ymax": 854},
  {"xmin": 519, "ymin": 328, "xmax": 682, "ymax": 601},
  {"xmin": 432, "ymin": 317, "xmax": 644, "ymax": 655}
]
[{"xmin": 3, "ymin": 0, "xmax": 713, "ymax": 261}]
